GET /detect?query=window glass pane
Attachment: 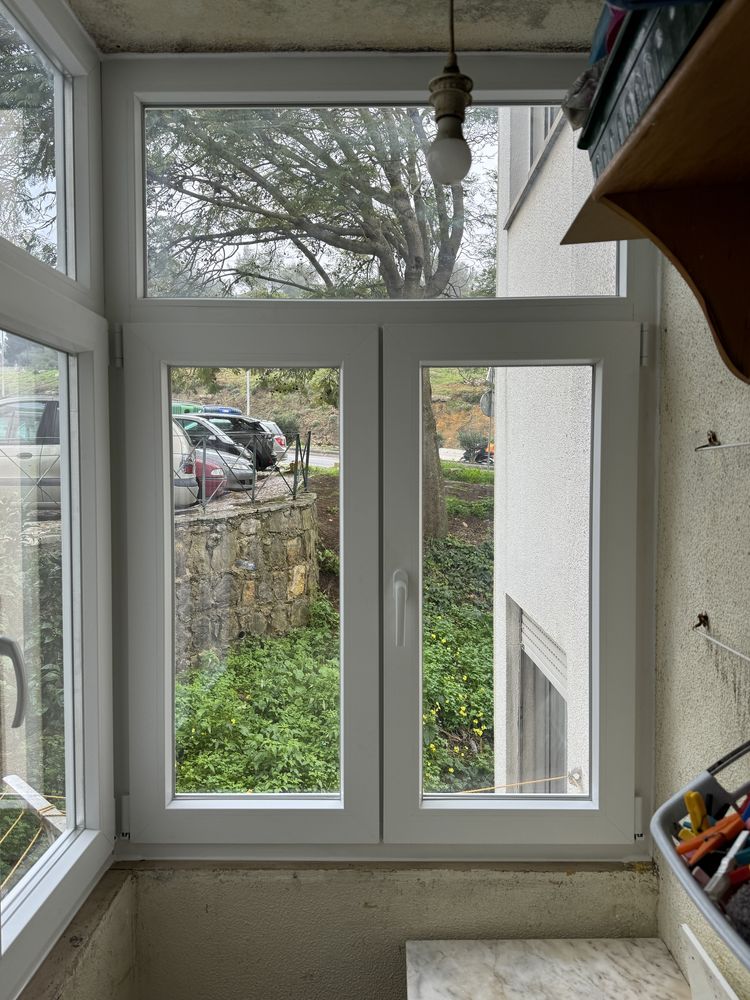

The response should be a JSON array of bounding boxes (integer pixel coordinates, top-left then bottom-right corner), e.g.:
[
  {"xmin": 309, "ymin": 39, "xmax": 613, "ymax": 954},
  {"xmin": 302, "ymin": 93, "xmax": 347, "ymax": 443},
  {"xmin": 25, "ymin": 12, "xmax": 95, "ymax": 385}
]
[
  {"xmin": 421, "ymin": 365, "xmax": 591, "ymax": 797},
  {"xmin": 144, "ymin": 106, "xmax": 615, "ymax": 300},
  {"xmin": 0, "ymin": 329, "xmax": 72, "ymax": 900},
  {"xmin": 0, "ymin": 8, "xmax": 66, "ymax": 270},
  {"xmin": 170, "ymin": 367, "xmax": 341, "ymax": 796}
]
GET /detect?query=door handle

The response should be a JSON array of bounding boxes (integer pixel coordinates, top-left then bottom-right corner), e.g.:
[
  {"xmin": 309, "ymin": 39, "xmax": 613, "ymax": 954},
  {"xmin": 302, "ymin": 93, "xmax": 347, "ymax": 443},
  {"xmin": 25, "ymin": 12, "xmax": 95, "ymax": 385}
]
[
  {"xmin": 0, "ymin": 636, "xmax": 27, "ymax": 727},
  {"xmin": 393, "ymin": 569, "xmax": 408, "ymax": 647},
  {"xmin": 17, "ymin": 452, "xmax": 33, "ymax": 459}
]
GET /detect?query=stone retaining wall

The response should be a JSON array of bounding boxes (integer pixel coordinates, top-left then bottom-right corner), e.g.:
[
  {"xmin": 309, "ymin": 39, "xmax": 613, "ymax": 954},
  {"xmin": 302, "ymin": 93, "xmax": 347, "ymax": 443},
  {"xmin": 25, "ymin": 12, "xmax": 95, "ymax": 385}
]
[{"xmin": 173, "ymin": 494, "xmax": 318, "ymax": 672}]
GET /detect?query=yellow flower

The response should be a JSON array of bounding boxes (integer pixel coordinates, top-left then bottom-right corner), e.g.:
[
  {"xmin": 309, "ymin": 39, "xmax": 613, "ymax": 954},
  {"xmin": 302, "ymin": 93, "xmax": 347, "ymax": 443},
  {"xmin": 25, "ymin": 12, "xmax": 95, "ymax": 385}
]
[
  {"xmin": 459, "ymin": 706, "xmax": 467, "ymax": 716},
  {"xmin": 441, "ymin": 637, "xmax": 447, "ymax": 644},
  {"xmin": 448, "ymin": 767, "xmax": 454, "ymax": 774},
  {"xmin": 453, "ymin": 746, "xmax": 460, "ymax": 753},
  {"xmin": 231, "ymin": 718, "xmax": 236, "ymax": 725},
  {"xmin": 463, "ymin": 675, "xmax": 468, "ymax": 681},
  {"xmin": 429, "ymin": 743, "xmax": 436, "ymax": 753},
  {"xmin": 431, "ymin": 633, "xmax": 437, "ymax": 640}
]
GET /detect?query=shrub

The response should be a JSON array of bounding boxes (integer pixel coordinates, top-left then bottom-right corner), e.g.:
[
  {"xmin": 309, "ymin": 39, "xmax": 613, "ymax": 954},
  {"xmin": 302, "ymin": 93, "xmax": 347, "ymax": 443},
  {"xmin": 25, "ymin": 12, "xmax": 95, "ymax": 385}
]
[
  {"xmin": 457, "ymin": 427, "xmax": 487, "ymax": 453},
  {"xmin": 317, "ymin": 544, "xmax": 340, "ymax": 577},
  {"xmin": 441, "ymin": 461, "xmax": 494, "ymax": 485},
  {"xmin": 174, "ymin": 540, "xmax": 495, "ymax": 797},
  {"xmin": 445, "ymin": 496, "xmax": 494, "ymax": 520},
  {"xmin": 175, "ymin": 598, "xmax": 340, "ymax": 793},
  {"xmin": 274, "ymin": 412, "xmax": 300, "ymax": 441}
]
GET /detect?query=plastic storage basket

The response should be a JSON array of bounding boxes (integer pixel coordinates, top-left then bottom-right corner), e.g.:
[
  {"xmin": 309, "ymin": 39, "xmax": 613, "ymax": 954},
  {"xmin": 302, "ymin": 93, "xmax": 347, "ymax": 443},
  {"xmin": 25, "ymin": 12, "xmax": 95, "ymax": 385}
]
[{"xmin": 651, "ymin": 738, "xmax": 750, "ymax": 971}]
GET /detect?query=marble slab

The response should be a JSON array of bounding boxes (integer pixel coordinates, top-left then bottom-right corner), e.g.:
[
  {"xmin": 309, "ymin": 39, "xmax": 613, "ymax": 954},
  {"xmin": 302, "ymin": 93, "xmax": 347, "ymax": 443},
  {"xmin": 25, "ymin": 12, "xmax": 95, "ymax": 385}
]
[{"xmin": 406, "ymin": 938, "xmax": 691, "ymax": 1000}]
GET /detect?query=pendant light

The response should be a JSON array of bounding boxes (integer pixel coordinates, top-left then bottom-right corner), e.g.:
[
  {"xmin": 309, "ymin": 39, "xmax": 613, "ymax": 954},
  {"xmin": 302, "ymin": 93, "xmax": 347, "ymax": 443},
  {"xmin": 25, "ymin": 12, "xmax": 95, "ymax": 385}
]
[{"xmin": 427, "ymin": 0, "xmax": 473, "ymax": 185}]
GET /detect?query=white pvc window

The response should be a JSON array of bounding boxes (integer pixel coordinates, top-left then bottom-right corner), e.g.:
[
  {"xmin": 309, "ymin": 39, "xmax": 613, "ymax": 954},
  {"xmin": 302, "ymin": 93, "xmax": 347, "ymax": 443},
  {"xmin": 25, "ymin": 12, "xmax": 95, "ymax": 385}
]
[
  {"xmin": 0, "ymin": 3, "xmax": 73, "ymax": 275},
  {"xmin": 106, "ymin": 53, "xmax": 657, "ymax": 860}
]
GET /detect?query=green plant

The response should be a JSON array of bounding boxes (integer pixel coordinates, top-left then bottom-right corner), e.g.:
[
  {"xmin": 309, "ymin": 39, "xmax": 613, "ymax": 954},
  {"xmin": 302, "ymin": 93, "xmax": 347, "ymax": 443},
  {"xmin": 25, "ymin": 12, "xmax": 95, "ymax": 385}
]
[
  {"xmin": 457, "ymin": 427, "xmax": 487, "ymax": 453},
  {"xmin": 175, "ymin": 598, "xmax": 341, "ymax": 793},
  {"xmin": 441, "ymin": 461, "xmax": 494, "ymax": 485},
  {"xmin": 422, "ymin": 537, "xmax": 494, "ymax": 792},
  {"xmin": 445, "ymin": 496, "xmax": 494, "ymax": 520},
  {"xmin": 317, "ymin": 545, "xmax": 340, "ymax": 577},
  {"xmin": 275, "ymin": 412, "xmax": 300, "ymax": 441}
]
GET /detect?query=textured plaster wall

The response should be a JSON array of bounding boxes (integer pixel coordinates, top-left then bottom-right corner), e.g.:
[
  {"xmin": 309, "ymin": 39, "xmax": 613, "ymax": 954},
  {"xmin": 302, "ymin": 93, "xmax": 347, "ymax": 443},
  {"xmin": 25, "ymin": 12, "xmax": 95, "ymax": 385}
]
[
  {"xmin": 656, "ymin": 264, "xmax": 750, "ymax": 997},
  {"xmin": 131, "ymin": 864, "xmax": 657, "ymax": 1000},
  {"xmin": 20, "ymin": 871, "xmax": 136, "ymax": 1000},
  {"xmin": 496, "ymin": 111, "xmax": 617, "ymax": 298},
  {"xmin": 67, "ymin": 0, "xmax": 601, "ymax": 54}
]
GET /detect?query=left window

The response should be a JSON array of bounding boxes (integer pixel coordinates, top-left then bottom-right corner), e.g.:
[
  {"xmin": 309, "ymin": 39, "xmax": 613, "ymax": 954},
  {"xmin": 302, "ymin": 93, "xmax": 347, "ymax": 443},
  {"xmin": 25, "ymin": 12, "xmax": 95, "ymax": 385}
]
[
  {"xmin": 0, "ymin": 330, "xmax": 74, "ymax": 898},
  {"xmin": 0, "ymin": 4, "xmax": 71, "ymax": 274}
]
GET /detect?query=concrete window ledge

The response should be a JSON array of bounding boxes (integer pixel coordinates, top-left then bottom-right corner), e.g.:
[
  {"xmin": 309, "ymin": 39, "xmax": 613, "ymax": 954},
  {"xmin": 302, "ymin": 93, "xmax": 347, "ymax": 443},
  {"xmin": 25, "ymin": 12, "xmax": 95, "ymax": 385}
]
[{"xmin": 20, "ymin": 862, "xmax": 657, "ymax": 1000}]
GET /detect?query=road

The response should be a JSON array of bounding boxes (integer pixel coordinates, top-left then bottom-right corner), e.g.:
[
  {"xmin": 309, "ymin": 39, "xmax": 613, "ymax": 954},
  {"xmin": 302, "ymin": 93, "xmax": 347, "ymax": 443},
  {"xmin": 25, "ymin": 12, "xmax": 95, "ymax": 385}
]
[{"xmin": 308, "ymin": 448, "xmax": 465, "ymax": 469}]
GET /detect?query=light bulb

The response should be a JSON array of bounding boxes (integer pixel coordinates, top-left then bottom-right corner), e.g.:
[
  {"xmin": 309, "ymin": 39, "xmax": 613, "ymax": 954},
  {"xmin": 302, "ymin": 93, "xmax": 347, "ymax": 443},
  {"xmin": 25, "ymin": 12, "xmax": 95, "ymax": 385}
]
[{"xmin": 427, "ymin": 115, "xmax": 472, "ymax": 185}]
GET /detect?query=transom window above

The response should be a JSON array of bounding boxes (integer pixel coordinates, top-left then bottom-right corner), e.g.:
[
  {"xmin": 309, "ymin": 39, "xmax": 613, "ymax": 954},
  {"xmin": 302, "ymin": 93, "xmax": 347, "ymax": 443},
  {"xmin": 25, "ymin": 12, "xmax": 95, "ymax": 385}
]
[{"xmin": 143, "ymin": 104, "xmax": 617, "ymax": 301}]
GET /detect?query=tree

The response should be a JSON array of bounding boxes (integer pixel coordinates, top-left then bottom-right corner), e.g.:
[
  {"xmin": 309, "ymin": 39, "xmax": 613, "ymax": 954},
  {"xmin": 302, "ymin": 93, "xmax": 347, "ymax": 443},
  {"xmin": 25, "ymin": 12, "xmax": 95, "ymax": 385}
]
[
  {"xmin": 0, "ymin": 15, "xmax": 59, "ymax": 266},
  {"xmin": 146, "ymin": 106, "xmax": 498, "ymax": 533}
]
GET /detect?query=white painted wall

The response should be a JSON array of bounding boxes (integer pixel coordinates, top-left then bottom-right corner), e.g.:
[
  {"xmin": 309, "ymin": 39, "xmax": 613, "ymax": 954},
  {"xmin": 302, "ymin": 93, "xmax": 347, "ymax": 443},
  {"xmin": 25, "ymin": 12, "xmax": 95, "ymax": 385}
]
[
  {"xmin": 496, "ymin": 108, "xmax": 617, "ymax": 298},
  {"xmin": 493, "ymin": 366, "xmax": 592, "ymax": 793},
  {"xmin": 655, "ymin": 264, "xmax": 750, "ymax": 998},
  {"xmin": 493, "ymin": 111, "xmax": 614, "ymax": 793}
]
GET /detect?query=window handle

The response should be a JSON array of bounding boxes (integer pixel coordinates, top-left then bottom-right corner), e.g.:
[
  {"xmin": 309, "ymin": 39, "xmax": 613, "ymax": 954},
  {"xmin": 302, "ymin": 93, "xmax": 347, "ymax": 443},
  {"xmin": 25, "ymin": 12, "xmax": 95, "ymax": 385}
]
[
  {"xmin": 393, "ymin": 569, "xmax": 409, "ymax": 647},
  {"xmin": 0, "ymin": 636, "xmax": 27, "ymax": 727}
]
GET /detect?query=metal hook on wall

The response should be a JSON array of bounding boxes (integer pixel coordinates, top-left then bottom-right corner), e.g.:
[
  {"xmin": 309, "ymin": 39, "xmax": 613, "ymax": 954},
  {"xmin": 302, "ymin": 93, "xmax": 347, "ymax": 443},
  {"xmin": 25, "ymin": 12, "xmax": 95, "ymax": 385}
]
[
  {"xmin": 695, "ymin": 430, "xmax": 750, "ymax": 452},
  {"xmin": 692, "ymin": 613, "xmax": 750, "ymax": 665}
]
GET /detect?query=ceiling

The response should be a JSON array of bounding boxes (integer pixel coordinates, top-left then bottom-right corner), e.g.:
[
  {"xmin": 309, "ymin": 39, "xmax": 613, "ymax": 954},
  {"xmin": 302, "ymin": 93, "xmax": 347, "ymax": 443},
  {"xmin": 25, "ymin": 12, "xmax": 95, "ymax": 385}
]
[{"xmin": 67, "ymin": 0, "xmax": 600, "ymax": 54}]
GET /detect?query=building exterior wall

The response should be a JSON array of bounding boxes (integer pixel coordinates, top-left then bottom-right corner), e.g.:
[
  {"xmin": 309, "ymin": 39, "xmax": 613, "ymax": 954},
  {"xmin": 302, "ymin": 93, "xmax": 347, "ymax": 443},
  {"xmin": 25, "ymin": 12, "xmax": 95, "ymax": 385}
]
[
  {"xmin": 493, "ymin": 366, "xmax": 592, "ymax": 793},
  {"xmin": 493, "ymin": 113, "xmax": 613, "ymax": 793},
  {"xmin": 496, "ymin": 108, "xmax": 617, "ymax": 298},
  {"xmin": 655, "ymin": 264, "xmax": 750, "ymax": 997}
]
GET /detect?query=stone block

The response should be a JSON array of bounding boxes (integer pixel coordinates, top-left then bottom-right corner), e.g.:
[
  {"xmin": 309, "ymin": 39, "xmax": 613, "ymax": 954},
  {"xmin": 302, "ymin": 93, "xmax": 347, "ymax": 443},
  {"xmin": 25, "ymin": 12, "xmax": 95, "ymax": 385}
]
[{"xmin": 288, "ymin": 564, "xmax": 307, "ymax": 598}]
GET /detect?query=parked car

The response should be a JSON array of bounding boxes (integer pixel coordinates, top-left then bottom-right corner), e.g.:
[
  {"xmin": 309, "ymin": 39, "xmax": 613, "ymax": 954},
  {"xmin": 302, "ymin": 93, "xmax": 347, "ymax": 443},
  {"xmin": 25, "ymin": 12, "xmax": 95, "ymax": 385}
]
[
  {"xmin": 0, "ymin": 395, "xmax": 61, "ymax": 514},
  {"xmin": 176, "ymin": 412, "xmax": 275, "ymax": 470},
  {"xmin": 193, "ymin": 454, "xmax": 227, "ymax": 499},
  {"xmin": 172, "ymin": 400, "xmax": 203, "ymax": 414},
  {"xmin": 260, "ymin": 419, "xmax": 288, "ymax": 460},
  {"xmin": 172, "ymin": 420, "xmax": 199, "ymax": 509},
  {"xmin": 200, "ymin": 404, "xmax": 241, "ymax": 416},
  {"xmin": 193, "ymin": 445, "xmax": 254, "ymax": 492}
]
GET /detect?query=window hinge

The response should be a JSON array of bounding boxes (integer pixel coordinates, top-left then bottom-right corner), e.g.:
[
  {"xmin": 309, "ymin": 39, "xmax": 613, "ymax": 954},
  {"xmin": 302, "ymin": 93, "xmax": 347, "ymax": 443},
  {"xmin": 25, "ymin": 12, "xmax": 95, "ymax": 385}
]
[
  {"xmin": 639, "ymin": 324, "xmax": 651, "ymax": 368},
  {"xmin": 118, "ymin": 795, "xmax": 130, "ymax": 840},
  {"xmin": 634, "ymin": 795, "xmax": 644, "ymax": 841},
  {"xmin": 110, "ymin": 324, "xmax": 123, "ymax": 369}
]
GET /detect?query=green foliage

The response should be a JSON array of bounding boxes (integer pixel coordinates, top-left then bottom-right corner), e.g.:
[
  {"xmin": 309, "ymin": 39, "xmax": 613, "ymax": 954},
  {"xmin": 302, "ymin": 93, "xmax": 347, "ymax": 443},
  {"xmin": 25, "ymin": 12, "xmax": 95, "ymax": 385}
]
[
  {"xmin": 175, "ymin": 599, "xmax": 341, "ymax": 793},
  {"xmin": 422, "ymin": 537, "xmax": 494, "ymax": 792},
  {"xmin": 445, "ymin": 496, "xmax": 494, "ymax": 520},
  {"xmin": 441, "ymin": 461, "xmax": 494, "ymax": 485},
  {"xmin": 145, "ymin": 106, "xmax": 498, "ymax": 300},
  {"xmin": 317, "ymin": 545, "xmax": 340, "ymax": 577},
  {"xmin": 457, "ymin": 427, "xmax": 488, "ymax": 453},
  {"xmin": 254, "ymin": 368, "xmax": 340, "ymax": 409},
  {"xmin": 275, "ymin": 412, "xmax": 300, "ymax": 441},
  {"xmin": 175, "ymin": 536, "xmax": 494, "ymax": 796}
]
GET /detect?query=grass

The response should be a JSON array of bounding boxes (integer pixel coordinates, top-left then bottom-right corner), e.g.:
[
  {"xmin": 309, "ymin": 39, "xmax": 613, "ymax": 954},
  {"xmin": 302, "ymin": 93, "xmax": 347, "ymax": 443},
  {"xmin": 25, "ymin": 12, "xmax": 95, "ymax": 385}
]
[
  {"xmin": 445, "ymin": 496, "xmax": 494, "ymax": 519},
  {"xmin": 441, "ymin": 461, "xmax": 494, "ymax": 484}
]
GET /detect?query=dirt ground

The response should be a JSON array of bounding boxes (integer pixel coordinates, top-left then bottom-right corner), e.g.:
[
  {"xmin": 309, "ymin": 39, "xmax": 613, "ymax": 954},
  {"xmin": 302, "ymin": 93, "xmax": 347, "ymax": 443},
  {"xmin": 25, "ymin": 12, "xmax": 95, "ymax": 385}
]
[{"xmin": 307, "ymin": 469, "xmax": 494, "ymax": 601}]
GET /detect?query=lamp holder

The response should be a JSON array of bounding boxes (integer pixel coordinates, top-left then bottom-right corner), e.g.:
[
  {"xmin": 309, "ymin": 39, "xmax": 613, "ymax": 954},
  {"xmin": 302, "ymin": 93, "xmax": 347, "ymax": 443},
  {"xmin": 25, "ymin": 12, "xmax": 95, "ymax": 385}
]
[{"xmin": 428, "ymin": 60, "xmax": 473, "ymax": 125}]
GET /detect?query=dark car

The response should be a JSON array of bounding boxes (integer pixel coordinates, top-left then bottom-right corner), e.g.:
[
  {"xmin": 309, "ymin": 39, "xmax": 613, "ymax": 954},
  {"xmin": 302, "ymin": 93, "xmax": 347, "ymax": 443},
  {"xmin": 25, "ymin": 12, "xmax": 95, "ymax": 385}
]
[{"xmin": 195, "ymin": 410, "xmax": 276, "ymax": 470}]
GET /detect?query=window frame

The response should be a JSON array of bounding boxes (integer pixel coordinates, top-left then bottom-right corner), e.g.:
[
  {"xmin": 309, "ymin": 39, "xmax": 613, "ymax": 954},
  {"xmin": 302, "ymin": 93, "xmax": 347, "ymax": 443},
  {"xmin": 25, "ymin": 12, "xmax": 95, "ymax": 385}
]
[
  {"xmin": 382, "ymin": 319, "xmax": 640, "ymax": 847},
  {"xmin": 0, "ymin": 0, "xmax": 104, "ymax": 315},
  {"xmin": 0, "ymin": 4, "xmax": 110, "ymax": 995},
  {"xmin": 0, "ymin": 248, "xmax": 112, "ymax": 999},
  {"xmin": 122, "ymin": 321, "xmax": 380, "ymax": 846},
  {"xmin": 102, "ymin": 53, "xmax": 659, "ymax": 862}
]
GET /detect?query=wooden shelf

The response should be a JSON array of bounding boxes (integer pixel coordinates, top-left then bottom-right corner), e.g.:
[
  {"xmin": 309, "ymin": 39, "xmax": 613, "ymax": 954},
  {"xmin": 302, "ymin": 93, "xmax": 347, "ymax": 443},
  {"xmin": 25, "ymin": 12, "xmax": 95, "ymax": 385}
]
[{"xmin": 563, "ymin": 0, "xmax": 750, "ymax": 381}]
